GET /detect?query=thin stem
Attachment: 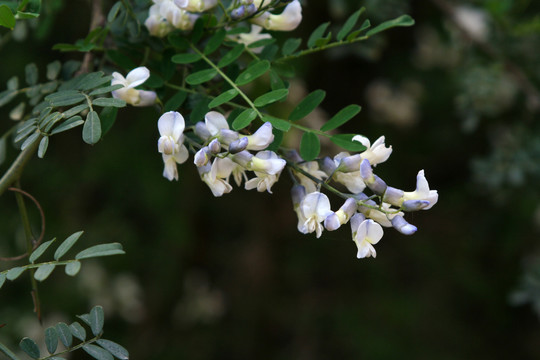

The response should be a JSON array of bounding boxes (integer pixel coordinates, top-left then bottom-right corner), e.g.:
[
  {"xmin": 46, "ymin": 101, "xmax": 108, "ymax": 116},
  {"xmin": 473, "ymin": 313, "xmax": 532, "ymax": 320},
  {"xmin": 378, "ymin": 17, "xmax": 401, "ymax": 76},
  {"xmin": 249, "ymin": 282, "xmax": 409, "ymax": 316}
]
[
  {"xmin": 276, "ymin": 35, "xmax": 369, "ymax": 63},
  {"xmin": 40, "ymin": 335, "xmax": 102, "ymax": 360},
  {"xmin": 0, "ymin": 341, "xmax": 21, "ymax": 360},
  {"xmin": 0, "ymin": 260, "xmax": 79, "ymax": 276},
  {"xmin": 0, "ymin": 135, "xmax": 41, "ymax": 197},
  {"xmin": 217, "ymin": 0, "xmax": 231, "ymax": 22}
]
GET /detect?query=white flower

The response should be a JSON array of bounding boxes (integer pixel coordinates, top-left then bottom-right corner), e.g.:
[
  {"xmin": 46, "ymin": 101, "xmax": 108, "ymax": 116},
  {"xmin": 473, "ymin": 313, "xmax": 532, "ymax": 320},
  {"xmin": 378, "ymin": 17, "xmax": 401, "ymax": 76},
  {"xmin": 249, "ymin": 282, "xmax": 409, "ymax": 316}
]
[
  {"xmin": 403, "ymin": 170, "xmax": 438, "ymax": 209},
  {"xmin": 245, "ymin": 173, "xmax": 279, "ymax": 193},
  {"xmin": 291, "ymin": 185, "xmax": 307, "ymax": 233},
  {"xmin": 174, "ymin": 0, "xmax": 217, "ymax": 12},
  {"xmin": 158, "ymin": 111, "xmax": 189, "ymax": 180},
  {"xmin": 359, "ymin": 202, "xmax": 402, "ymax": 228},
  {"xmin": 159, "ymin": 0, "xmax": 198, "ymax": 30},
  {"xmin": 248, "ymin": 150, "xmax": 286, "ymax": 175},
  {"xmin": 199, "ymin": 158, "xmax": 235, "ymax": 197},
  {"xmin": 295, "ymin": 161, "xmax": 327, "ymax": 194},
  {"xmin": 111, "ymin": 67, "xmax": 157, "ymax": 107},
  {"xmin": 145, "ymin": 3, "xmax": 174, "ymax": 37},
  {"xmin": 229, "ymin": 25, "xmax": 271, "ymax": 53},
  {"xmin": 351, "ymin": 215, "xmax": 384, "ymax": 259},
  {"xmin": 299, "ymin": 192, "xmax": 333, "ymax": 238},
  {"xmin": 251, "ymin": 0, "xmax": 302, "ymax": 31},
  {"xmin": 352, "ymin": 135, "xmax": 392, "ymax": 166},
  {"xmin": 242, "ymin": 122, "xmax": 274, "ymax": 150}
]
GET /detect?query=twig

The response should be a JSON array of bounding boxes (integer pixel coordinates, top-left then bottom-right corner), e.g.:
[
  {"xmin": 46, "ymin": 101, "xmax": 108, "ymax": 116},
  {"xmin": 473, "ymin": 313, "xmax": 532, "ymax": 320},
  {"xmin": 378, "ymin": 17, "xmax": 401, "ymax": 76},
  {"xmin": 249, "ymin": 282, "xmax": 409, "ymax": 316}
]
[{"xmin": 78, "ymin": 0, "xmax": 105, "ymax": 74}]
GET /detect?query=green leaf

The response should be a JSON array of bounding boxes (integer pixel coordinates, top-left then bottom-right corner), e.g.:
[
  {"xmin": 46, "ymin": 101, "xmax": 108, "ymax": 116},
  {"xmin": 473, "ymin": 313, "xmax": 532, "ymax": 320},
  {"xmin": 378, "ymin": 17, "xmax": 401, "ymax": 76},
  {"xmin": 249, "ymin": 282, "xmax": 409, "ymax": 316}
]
[
  {"xmin": 90, "ymin": 306, "xmax": 105, "ymax": 336},
  {"xmin": 0, "ymin": 5, "xmax": 16, "ymax": 29},
  {"xmin": 7, "ymin": 76, "xmax": 19, "ymax": 90},
  {"xmin": 235, "ymin": 60, "xmax": 270, "ymax": 86},
  {"xmin": 50, "ymin": 116, "xmax": 84, "ymax": 135},
  {"xmin": 44, "ymin": 327, "xmax": 58, "ymax": 354},
  {"xmin": 217, "ymin": 44, "xmax": 244, "ymax": 68},
  {"xmin": 204, "ymin": 28, "xmax": 226, "ymax": 55},
  {"xmin": 0, "ymin": 89, "xmax": 17, "ymax": 107},
  {"xmin": 248, "ymin": 38, "xmax": 276, "ymax": 49},
  {"xmin": 281, "ymin": 38, "xmax": 302, "ymax": 56},
  {"xmin": 96, "ymin": 339, "xmax": 129, "ymax": 360},
  {"xmin": 100, "ymin": 106, "xmax": 118, "ymax": 136},
  {"xmin": 266, "ymin": 129, "xmax": 283, "ymax": 152},
  {"xmin": 262, "ymin": 115, "xmax": 291, "ymax": 132},
  {"xmin": 83, "ymin": 111, "xmax": 101, "ymax": 145},
  {"xmin": 77, "ymin": 314, "xmax": 91, "ymax": 327},
  {"xmin": 232, "ymin": 109, "xmax": 257, "ymax": 130},
  {"xmin": 74, "ymin": 72, "xmax": 111, "ymax": 91},
  {"xmin": 164, "ymin": 91, "xmax": 187, "ymax": 112},
  {"xmin": 337, "ymin": 8, "xmax": 364, "ymax": 41},
  {"xmin": 0, "ymin": 273, "xmax": 6, "ymax": 289},
  {"xmin": 92, "ymin": 98, "xmax": 126, "ymax": 108},
  {"xmin": 6, "ymin": 267, "xmax": 25, "ymax": 280},
  {"xmin": 308, "ymin": 22, "xmax": 330, "ymax": 48},
  {"xmin": 45, "ymin": 90, "xmax": 86, "ymax": 107},
  {"xmin": 54, "ymin": 231, "xmax": 83, "ymax": 260},
  {"xmin": 34, "ymin": 264, "xmax": 55, "ymax": 281},
  {"xmin": 65, "ymin": 261, "xmax": 81, "ymax": 276},
  {"xmin": 329, "ymin": 134, "xmax": 367, "ymax": 152},
  {"xmin": 75, "ymin": 243, "xmax": 125, "ymax": 260},
  {"xmin": 366, "ymin": 14, "xmax": 415, "ymax": 37},
  {"xmin": 55, "ymin": 323, "xmax": 73, "ymax": 348},
  {"xmin": 226, "ymin": 26, "xmax": 249, "ymax": 35},
  {"xmin": 15, "ymin": 124, "xmax": 36, "ymax": 143},
  {"xmin": 19, "ymin": 338, "xmax": 40, "ymax": 359},
  {"xmin": 171, "ymin": 53, "xmax": 201, "ymax": 64},
  {"xmin": 269, "ymin": 69, "xmax": 285, "ymax": 90},
  {"xmin": 320, "ymin": 104, "xmax": 362, "ymax": 132},
  {"xmin": 185, "ymin": 69, "xmax": 217, "ymax": 85},
  {"xmin": 88, "ymin": 84, "xmax": 123, "ymax": 96},
  {"xmin": 167, "ymin": 33, "xmax": 189, "ymax": 50},
  {"xmin": 29, "ymin": 238, "xmax": 55, "ymax": 263},
  {"xmin": 25, "ymin": 63, "xmax": 39, "ymax": 86},
  {"xmin": 300, "ymin": 132, "xmax": 320, "ymax": 161},
  {"xmin": 254, "ymin": 89, "xmax": 289, "ymax": 107},
  {"xmin": 21, "ymin": 132, "xmax": 40, "ymax": 151},
  {"xmin": 208, "ymin": 89, "xmax": 238, "ymax": 108},
  {"xmin": 69, "ymin": 321, "xmax": 87, "ymax": 341},
  {"xmin": 289, "ymin": 89, "xmax": 326, "ymax": 121},
  {"xmin": 107, "ymin": 2, "xmax": 122, "ymax": 23},
  {"xmin": 190, "ymin": 97, "xmax": 211, "ymax": 123},
  {"xmin": 0, "ymin": 137, "xmax": 6, "ymax": 166},
  {"xmin": 37, "ymin": 136, "xmax": 49, "ymax": 158},
  {"xmin": 62, "ymin": 104, "xmax": 89, "ymax": 118},
  {"xmin": 9, "ymin": 102, "xmax": 25, "ymax": 120},
  {"xmin": 83, "ymin": 344, "xmax": 113, "ymax": 360}
]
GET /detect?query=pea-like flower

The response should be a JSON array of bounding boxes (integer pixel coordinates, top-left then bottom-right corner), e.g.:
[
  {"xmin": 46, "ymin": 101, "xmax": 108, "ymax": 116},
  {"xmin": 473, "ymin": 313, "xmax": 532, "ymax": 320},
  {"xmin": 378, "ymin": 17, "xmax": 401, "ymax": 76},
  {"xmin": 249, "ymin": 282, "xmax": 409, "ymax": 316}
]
[
  {"xmin": 251, "ymin": 0, "xmax": 302, "ymax": 31},
  {"xmin": 199, "ymin": 158, "xmax": 235, "ymax": 197},
  {"xmin": 229, "ymin": 25, "xmax": 272, "ymax": 53},
  {"xmin": 242, "ymin": 122, "xmax": 274, "ymax": 151},
  {"xmin": 245, "ymin": 151, "xmax": 284, "ymax": 193},
  {"xmin": 174, "ymin": 0, "xmax": 217, "ymax": 12},
  {"xmin": 351, "ymin": 214, "xmax": 384, "ymax": 258},
  {"xmin": 145, "ymin": 1, "xmax": 174, "ymax": 37},
  {"xmin": 353, "ymin": 135, "xmax": 392, "ymax": 166},
  {"xmin": 159, "ymin": 0, "xmax": 199, "ymax": 29},
  {"xmin": 299, "ymin": 192, "xmax": 333, "ymax": 238},
  {"xmin": 157, "ymin": 111, "xmax": 189, "ymax": 181},
  {"xmin": 112, "ymin": 67, "xmax": 157, "ymax": 107},
  {"xmin": 403, "ymin": 170, "xmax": 438, "ymax": 209}
]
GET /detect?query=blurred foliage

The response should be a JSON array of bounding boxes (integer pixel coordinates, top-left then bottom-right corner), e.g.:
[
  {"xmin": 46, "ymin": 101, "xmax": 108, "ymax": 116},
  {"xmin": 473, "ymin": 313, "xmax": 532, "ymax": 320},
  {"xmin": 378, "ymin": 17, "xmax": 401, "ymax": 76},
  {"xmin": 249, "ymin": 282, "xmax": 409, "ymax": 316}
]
[{"xmin": 1, "ymin": 0, "xmax": 540, "ymax": 359}]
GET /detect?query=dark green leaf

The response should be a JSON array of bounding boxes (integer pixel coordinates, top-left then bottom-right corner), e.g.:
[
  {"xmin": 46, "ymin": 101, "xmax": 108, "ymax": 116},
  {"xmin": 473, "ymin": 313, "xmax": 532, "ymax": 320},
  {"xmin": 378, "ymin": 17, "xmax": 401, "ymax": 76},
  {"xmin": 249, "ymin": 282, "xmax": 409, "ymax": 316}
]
[
  {"xmin": 217, "ymin": 44, "xmax": 244, "ymax": 68},
  {"xmin": 330, "ymin": 134, "xmax": 367, "ymax": 152},
  {"xmin": 46, "ymin": 61, "xmax": 61, "ymax": 80},
  {"xmin": 208, "ymin": 89, "xmax": 238, "ymax": 108},
  {"xmin": 54, "ymin": 231, "xmax": 83, "ymax": 260},
  {"xmin": 262, "ymin": 115, "xmax": 291, "ymax": 132},
  {"xmin": 366, "ymin": 14, "xmax": 415, "ymax": 37},
  {"xmin": 65, "ymin": 261, "xmax": 81, "ymax": 276},
  {"xmin": 34, "ymin": 264, "xmax": 55, "ymax": 281},
  {"xmin": 164, "ymin": 91, "xmax": 187, "ymax": 112},
  {"xmin": 0, "ymin": 273, "xmax": 6, "ymax": 289},
  {"xmin": 266, "ymin": 129, "xmax": 284, "ymax": 152},
  {"xmin": 6, "ymin": 267, "xmax": 25, "ymax": 280},
  {"xmin": 167, "ymin": 33, "xmax": 189, "ymax": 50},
  {"xmin": 300, "ymin": 132, "xmax": 320, "ymax": 161},
  {"xmin": 62, "ymin": 104, "xmax": 89, "ymax": 118},
  {"xmin": 83, "ymin": 344, "xmax": 113, "ymax": 360},
  {"xmin": 320, "ymin": 104, "xmax": 361, "ymax": 132},
  {"xmin": 45, "ymin": 327, "xmax": 58, "ymax": 354},
  {"xmin": 100, "ymin": 106, "xmax": 118, "ymax": 136},
  {"xmin": 254, "ymin": 89, "xmax": 289, "ymax": 107},
  {"xmin": 226, "ymin": 26, "xmax": 249, "ymax": 35},
  {"xmin": 0, "ymin": 5, "xmax": 16, "ymax": 29},
  {"xmin": 185, "ymin": 69, "xmax": 217, "ymax": 85},
  {"xmin": 191, "ymin": 17, "xmax": 205, "ymax": 43},
  {"xmin": 77, "ymin": 314, "xmax": 91, "ymax": 327},
  {"xmin": 96, "ymin": 339, "xmax": 129, "ymax": 360},
  {"xmin": 204, "ymin": 28, "xmax": 226, "ymax": 55},
  {"xmin": 90, "ymin": 306, "xmax": 105, "ymax": 336},
  {"xmin": 269, "ymin": 69, "xmax": 285, "ymax": 90},
  {"xmin": 21, "ymin": 132, "xmax": 40, "ymax": 151},
  {"xmin": 281, "ymin": 38, "xmax": 302, "ymax": 56},
  {"xmin": 232, "ymin": 109, "xmax": 257, "ymax": 130},
  {"xmin": 288, "ymin": 89, "xmax": 326, "ymax": 121},
  {"xmin": 106, "ymin": 50, "xmax": 136, "ymax": 69},
  {"xmin": 45, "ymin": 90, "xmax": 86, "ymax": 107},
  {"xmin": 42, "ymin": 112, "xmax": 64, "ymax": 132},
  {"xmin": 25, "ymin": 63, "xmax": 38, "ymax": 86},
  {"xmin": 75, "ymin": 243, "xmax": 125, "ymax": 260},
  {"xmin": 37, "ymin": 136, "xmax": 49, "ymax": 158},
  {"xmin": 69, "ymin": 321, "xmax": 86, "ymax": 341},
  {"xmin": 337, "ymin": 8, "xmax": 364, "ymax": 41},
  {"xmin": 0, "ymin": 89, "xmax": 17, "ymax": 107},
  {"xmin": 50, "ymin": 116, "xmax": 84, "ymax": 135},
  {"xmin": 308, "ymin": 22, "xmax": 330, "ymax": 48},
  {"xmin": 7, "ymin": 76, "xmax": 18, "ymax": 90},
  {"xmin": 77, "ymin": 72, "xmax": 111, "ymax": 91},
  {"xmin": 29, "ymin": 238, "xmax": 55, "ymax": 263},
  {"xmin": 89, "ymin": 84, "xmax": 123, "ymax": 96},
  {"xmin": 171, "ymin": 53, "xmax": 201, "ymax": 64},
  {"xmin": 314, "ymin": 32, "xmax": 332, "ymax": 47},
  {"xmin": 83, "ymin": 111, "xmax": 101, "ymax": 145},
  {"xmin": 144, "ymin": 74, "xmax": 164, "ymax": 88},
  {"xmin": 19, "ymin": 338, "xmax": 40, "ymax": 359},
  {"xmin": 92, "ymin": 97, "xmax": 126, "ymax": 108},
  {"xmin": 248, "ymin": 38, "xmax": 276, "ymax": 49},
  {"xmin": 107, "ymin": 2, "xmax": 122, "ymax": 23},
  {"xmin": 55, "ymin": 322, "xmax": 73, "ymax": 348},
  {"xmin": 235, "ymin": 60, "xmax": 270, "ymax": 86},
  {"xmin": 190, "ymin": 97, "xmax": 211, "ymax": 123},
  {"xmin": 14, "ymin": 125, "xmax": 37, "ymax": 143}
]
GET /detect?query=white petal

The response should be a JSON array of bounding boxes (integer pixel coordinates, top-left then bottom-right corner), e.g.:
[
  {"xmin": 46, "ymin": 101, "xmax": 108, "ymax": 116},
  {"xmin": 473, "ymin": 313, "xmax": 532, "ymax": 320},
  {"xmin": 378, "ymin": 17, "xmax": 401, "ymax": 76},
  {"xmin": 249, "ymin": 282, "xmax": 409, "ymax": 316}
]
[
  {"xmin": 173, "ymin": 144, "xmax": 189, "ymax": 164},
  {"xmin": 125, "ymin": 67, "xmax": 150, "ymax": 88},
  {"xmin": 134, "ymin": 90, "xmax": 157, "ymax": 107},
  {"xmin": 245, "ymin": 122, "xmax": 274, "ymax": 150},
  {"xmin": 158, "ymin": 111, "xmax": 182, "ymax": 137},
  {"xmin": 162, "ymin": 154, "xmax": 178, "ymax": 180},
  {"xmin": 352, "ymin": 135, "xmax": 370, "ymax": 148},
  {"xmin": 111, "ymin": 72, "xmax": 127, "ymax": 86},
  {"xmin": 301, "ymin": 192, "xmax": 331, "ymax": 221},
  {"xmin": 364, "ymin": 219, "xmax": 384, "ymax": 244},
  {"xmin": 205, "ymin": 111, "xmax": 229, "ymax": 135}
]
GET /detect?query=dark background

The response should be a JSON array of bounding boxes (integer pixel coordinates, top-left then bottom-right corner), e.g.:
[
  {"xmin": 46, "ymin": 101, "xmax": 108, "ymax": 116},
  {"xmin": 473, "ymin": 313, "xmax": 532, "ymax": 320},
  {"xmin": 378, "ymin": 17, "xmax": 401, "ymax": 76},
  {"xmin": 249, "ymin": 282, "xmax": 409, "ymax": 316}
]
[{"xmin": 1, "ymin": 0, "xmax": 540, "ymax": 359}]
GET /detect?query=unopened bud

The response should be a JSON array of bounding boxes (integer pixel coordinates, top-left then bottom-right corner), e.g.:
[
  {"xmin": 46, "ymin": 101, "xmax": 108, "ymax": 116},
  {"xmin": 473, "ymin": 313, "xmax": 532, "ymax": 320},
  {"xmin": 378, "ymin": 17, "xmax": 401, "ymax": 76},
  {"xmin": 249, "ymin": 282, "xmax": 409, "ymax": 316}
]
[
  {"xmin": 360, "ymin": 159, "xmax": 387, "ymax": 194},
  {"xmin": 336, "ymin": 198, "xmax": 357, "ymax": 223},
  {"xmin": 195, "ymin": 121, "xmax": 211, "ymax": 140},
  {"xmin": 291, "ymin": 184, "xmax": 306, "ymax": 206},
  {"xmin": 229, "ymin": 137, "xmax": 249, "ymax": 154},
  {"xmin": 391, "ymin": 215, "xmax": 417, "ymax": 235},
  {"xmin": 383, "ymin": 186, "xmax": 404, "ymax": 205},
  {"xmin": 324, "ymin": 212, "xmax": 341, "ymax": 231},
  {"xmin": 321, "ymin": 156, "xmax": 336, "ymax": 175},
  {"xmin": 230, "ymin": 150, "xmax": 253, "ymax": 167},
  {"xmin": 230, "ymin": 5, "xmax": 245, "ymax": 19},
  {"xmin": 350, "ymin": 212, "xmax": 366, "ymax": 232},
  {"xmin": 194, "ymin": 147, "xmax": 211, "ymax": 167},
  {"xmin": 219, "ymin": 129, "xmax": 239, "ymax": 145},
  {"xmin": 401, "ymin": 199, "xmax": 430, "ymax": 212},
  {"xmin": 245, "ymin": 3, "xmax": 256, "ymax": 15},
  {"xmin": 338, "ymin": 154, "xmax": 362, "ymax": 173},
  {"xmin": 208, "ymin": 139, "xmax": 221, "ymax": 154}
]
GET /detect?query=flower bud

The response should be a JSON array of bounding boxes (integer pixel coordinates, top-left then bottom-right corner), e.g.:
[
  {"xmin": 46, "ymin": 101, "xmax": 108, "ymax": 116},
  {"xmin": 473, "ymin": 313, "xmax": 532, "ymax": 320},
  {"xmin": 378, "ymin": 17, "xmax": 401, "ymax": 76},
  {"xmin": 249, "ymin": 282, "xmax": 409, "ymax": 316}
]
[
  {"xmin": 208, "ymin": 138, "xmax": 222, "ymax": 154},
  {"xmin": 229, "ymin": 137, "xmax": 249, "ymax": 154},
  {"xmin": 401, "ymin": 199, "xmax": 430, "ymax": 211},
  {"xmin": 321, "ymin": 156, "xmax": 336, "ymax": 176},
  {"xmin": 324, "ymin": 212, "xmax": 341, "ymax": 231},
  {"xmin": 195, "ymin": 121, "xmax": 211, "ymax": 140},
  {"xmin": 230, "ymin": 150, "xmax": 253, "ymax": 167},
  {"xmin": 350, "ymin": 212, "xmax": 366, "ymax": 232},
  {"xmin": 219, "ymin": 129, "xmax": 240, "ymax": 145},
  {"xmin": 245, "ymin": 3, "xmax": 256, "ymax": 15},
  {"xmin": 360, "ymin": 159, "xmax": 387, "ymax": 194},
  {"xmin": 336, "ymin": 198, "xmax": 358, "ymax": 224},
  {"xmin": 291, "ymin": 184, "xmax": 306, "ymax": 206},
  {"xmin": 391, "ymin": 215, "xmax": 417, "ymax": 235},
  {"xmin": 194, "ymin": 147, "xmax": 211, "ymax": 167},
  {"xmin": 382, "ymin": 186, "xmax": 404, "ymax": 205},
  {"xmin": 230, "ymin": 5, "xmax": 245, "ymax": 20},
  {"xmin": 337, "ymin": 154, "xmax": 362, "ymax": 173}
]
